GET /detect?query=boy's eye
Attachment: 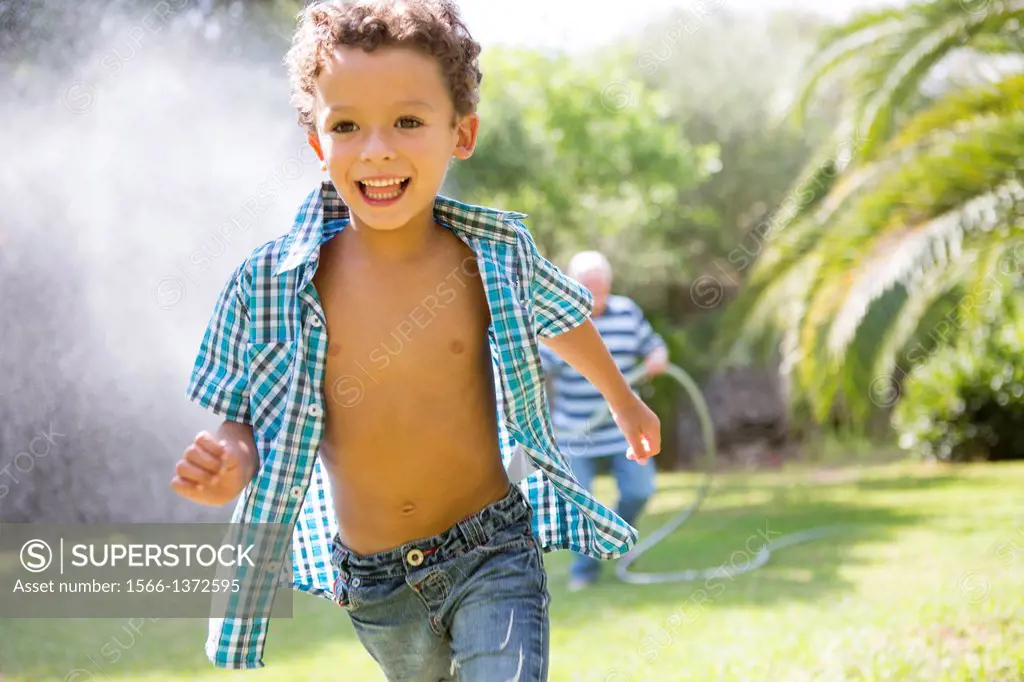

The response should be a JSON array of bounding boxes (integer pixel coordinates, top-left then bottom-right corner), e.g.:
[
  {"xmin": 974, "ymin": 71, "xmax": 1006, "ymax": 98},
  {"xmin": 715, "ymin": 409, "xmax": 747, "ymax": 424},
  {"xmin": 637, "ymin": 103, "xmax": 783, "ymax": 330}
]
[
  {"xmin": 332, "ymin": 121, "xmax": 357, "ymax": 133},
  {"xmin": 396, "ymin": 117, "xmax": 422, "ymax": 129}
]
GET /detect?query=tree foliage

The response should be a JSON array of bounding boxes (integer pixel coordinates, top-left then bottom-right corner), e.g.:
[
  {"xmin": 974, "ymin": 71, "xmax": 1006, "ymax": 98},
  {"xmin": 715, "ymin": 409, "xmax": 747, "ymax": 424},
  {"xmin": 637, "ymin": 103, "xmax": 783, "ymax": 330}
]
[
  {"xmin": 445, "ymin": 46, "xmax": 715, "ymax": 293},
  {"xmin": 721, "ymin": 0, "xmax": 1024, "ymax": 428}
]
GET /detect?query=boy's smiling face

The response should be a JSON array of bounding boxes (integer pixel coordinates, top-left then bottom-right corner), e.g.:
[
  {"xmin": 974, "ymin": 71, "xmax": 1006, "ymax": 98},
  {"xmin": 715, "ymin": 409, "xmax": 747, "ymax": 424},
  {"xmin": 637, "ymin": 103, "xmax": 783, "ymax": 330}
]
[{"xmin": 307, "ymin": 45, "xmax": 479, "ymax": 232}]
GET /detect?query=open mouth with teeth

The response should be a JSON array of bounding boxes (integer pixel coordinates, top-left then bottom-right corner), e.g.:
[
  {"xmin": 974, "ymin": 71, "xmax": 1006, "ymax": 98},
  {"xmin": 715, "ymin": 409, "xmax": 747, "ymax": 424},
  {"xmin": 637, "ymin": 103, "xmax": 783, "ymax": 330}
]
[{"xmin": 357, "ymin": 177, "xmax": 411, "ymax": 204}]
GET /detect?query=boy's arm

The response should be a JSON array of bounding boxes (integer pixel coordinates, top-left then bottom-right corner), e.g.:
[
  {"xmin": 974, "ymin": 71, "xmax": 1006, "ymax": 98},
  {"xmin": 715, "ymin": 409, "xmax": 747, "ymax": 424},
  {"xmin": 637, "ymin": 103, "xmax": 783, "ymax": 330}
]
[
  {"xmin": 540, "ymin": 322, "xmax": 660, "ymax": 463},
  {"xmin": 540, "ymin": 321, "xmax": 634, "ymax": 406},
  {"xmin": 171, "ymin": 421, "xmax": 259, "ymax": 507},
  {"xmin": 523, "ymin": 229, "xmax": 661, "ymax": 462},
  {"xmin": 186, "ymin": 264, "xmax": 253, "ymax": 424},
  {"xmin": 174, "ymin": 263, "xmax": 261, "ymax": 505}
]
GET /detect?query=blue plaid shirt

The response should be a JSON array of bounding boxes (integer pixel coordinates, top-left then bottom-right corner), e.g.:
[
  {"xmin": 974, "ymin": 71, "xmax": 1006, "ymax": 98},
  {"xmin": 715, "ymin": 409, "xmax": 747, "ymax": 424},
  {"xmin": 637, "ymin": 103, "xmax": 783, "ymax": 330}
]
[{"xmin": 186, "ymin": 181, "xmax": 638, "ymax": 669}]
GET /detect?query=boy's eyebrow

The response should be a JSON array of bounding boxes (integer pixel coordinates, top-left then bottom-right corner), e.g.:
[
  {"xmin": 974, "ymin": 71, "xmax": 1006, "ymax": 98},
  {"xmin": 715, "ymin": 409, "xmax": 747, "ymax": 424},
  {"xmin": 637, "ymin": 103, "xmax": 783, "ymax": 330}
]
[
  {"xmin": 395, "ymin": 100, "xmax": 434, "ymax": 110},
  {"xmin": 325, "ymin": 100, "xmax": 435, "ymax": 113}
]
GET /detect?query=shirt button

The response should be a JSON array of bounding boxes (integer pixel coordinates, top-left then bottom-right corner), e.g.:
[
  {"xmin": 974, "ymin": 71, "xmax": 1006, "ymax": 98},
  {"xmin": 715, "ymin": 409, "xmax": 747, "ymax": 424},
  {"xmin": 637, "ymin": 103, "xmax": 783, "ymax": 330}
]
[
  {"xmin": 289, "ymin": 486, "xmax": 303, "ymax": 500},
  {"xmin": 311, "ymin": 317, "xmax": 322, "ymax": 328},
  {"xmin": 307, "ymin": 404, "xmax": 322, "ymax": 417}
]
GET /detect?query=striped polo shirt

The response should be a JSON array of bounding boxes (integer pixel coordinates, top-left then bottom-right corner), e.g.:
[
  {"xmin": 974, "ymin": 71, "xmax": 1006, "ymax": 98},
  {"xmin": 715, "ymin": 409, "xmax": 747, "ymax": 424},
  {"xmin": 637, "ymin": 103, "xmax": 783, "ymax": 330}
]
[{"xmin": 541, "ymin": 294, "xmax": 665, "ymax": 458}]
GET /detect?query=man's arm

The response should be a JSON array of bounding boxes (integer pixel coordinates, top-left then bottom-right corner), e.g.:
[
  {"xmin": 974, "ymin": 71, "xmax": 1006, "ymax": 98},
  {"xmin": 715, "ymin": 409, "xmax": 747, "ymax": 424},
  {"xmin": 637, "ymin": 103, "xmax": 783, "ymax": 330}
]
[
  {"xmin": 633, "ymin": 299, "xmax": 669, "ymax": 376},
  {"xmin": 645, "ymin": 345, "xmax": 669, "ymax": 370},
  {"xmin": 641, "ymin": 334, "xmax": 670, "ymax": 377}
]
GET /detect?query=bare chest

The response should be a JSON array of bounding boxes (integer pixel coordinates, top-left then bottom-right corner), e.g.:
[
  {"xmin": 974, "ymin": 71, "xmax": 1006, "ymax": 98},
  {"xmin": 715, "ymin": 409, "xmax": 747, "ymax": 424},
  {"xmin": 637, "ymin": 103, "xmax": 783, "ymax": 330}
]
[{"xmin": 313, "ymin": 239, "xmax": 493, "ymax": 394}]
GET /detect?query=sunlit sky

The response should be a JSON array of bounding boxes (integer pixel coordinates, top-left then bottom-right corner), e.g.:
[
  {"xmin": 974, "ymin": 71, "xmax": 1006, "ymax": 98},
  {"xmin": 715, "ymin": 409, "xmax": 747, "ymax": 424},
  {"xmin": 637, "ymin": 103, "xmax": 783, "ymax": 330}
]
[{"xmin": 458, "ymin": 0, "xmax": 901, "ymax": 52}]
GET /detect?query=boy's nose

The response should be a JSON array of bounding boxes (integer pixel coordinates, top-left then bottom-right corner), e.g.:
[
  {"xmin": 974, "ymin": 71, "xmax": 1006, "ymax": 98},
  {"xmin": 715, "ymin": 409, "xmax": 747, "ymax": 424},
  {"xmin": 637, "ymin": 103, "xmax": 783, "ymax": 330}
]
[{"xmin": 360, "ymin": 130, "xmax": 396, "ymax": 162}]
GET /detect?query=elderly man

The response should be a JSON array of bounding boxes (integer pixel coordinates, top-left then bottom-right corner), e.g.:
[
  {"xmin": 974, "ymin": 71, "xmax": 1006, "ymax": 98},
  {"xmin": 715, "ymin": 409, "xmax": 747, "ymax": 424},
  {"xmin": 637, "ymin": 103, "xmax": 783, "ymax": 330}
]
[{"xmin": 540, "ymin": 250, "xmax": 669, "ymax": 591}]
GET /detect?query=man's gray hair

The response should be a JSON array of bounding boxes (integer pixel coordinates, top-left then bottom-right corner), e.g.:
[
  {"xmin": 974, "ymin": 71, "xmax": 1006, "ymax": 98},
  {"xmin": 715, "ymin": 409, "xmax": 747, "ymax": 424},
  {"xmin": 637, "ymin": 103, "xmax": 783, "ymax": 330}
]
[{"xmin": 567, "ymin": 250, "xmax": 612, "ymax": 280}]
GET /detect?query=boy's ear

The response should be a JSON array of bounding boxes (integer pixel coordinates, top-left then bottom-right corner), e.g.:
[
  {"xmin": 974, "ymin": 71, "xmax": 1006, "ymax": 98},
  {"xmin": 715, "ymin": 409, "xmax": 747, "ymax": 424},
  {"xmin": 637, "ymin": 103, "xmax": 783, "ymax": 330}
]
[
  {"xmin": 452, "ymin": 113, "xmax": 479, "ymax": 160},
  {"xmin": 307, "ymin": 131, "xmax": 324, "ymax": 161}
]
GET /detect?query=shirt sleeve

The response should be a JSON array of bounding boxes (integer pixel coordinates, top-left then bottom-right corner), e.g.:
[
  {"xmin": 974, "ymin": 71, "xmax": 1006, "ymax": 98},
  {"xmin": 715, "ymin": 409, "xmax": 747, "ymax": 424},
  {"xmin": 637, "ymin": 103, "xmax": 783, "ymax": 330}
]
[
  {"xmin": 186, "ymin": 263, "xmax": 252, "ymax": 424},
  {"xmin": 633, "ymin": 299, "xmax": 666, "ymax": 357},
  {"xmin": 519, "ymin": 227, "xmax": 594, "ymax": 339}
]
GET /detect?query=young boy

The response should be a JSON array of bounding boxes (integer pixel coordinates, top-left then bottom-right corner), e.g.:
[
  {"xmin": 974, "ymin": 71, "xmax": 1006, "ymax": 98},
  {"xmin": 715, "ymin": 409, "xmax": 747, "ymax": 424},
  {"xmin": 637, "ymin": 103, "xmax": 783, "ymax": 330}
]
[{"xmin": 171, "ymin": 1, "xmax": 660, "ymax": 679}]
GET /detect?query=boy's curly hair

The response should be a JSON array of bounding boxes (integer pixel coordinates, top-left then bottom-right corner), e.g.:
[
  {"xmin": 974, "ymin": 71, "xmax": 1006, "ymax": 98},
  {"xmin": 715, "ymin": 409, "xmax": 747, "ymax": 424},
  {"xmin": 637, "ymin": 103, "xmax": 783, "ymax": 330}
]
[{"xmin": 285, "ymin": 0, "xmax": 483, "ymax": 133}]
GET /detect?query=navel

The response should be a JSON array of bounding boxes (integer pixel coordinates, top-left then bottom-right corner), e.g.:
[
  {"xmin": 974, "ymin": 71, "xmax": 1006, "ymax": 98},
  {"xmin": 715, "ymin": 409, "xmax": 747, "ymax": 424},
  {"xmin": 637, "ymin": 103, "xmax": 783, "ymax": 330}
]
[
  {"xmin": 401, "ymin": 502, "xmax": 417, "ymax": 515},
  {"xmin": 449, "ymin": 339, "xmax": 465, "ymax": 354}
]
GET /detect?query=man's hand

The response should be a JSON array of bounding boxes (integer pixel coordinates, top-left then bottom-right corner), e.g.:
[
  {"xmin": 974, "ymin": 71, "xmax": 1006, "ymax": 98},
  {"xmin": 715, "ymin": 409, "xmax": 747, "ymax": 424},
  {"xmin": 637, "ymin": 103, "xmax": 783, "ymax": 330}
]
[
  {"xmin": 611, "ymin": 394, "xmax": 662, "ymax": 466},
  {"xmin": 171, "ymin": 430, "xmax": 256, "ymax": 507},
  {"xmin": 643, "ymin": 346, "xmax": 669, "ymax": 378}
]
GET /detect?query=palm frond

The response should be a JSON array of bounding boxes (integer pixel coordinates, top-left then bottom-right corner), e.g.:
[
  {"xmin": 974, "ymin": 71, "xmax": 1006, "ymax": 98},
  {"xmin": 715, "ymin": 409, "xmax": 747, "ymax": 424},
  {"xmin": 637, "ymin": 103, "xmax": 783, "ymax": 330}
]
[
  {"xmin": 815, "ymin": 5, "xmax": 916, "ymax": 47},
  {"xmin": 839, "ymin": 280, "xmax": 912, "ymax": 420},
  {"xmin": 797, "ymin": 181, "xmax": 1024, "ymax": 419},
  {"xmin": 723, "ymin": 0, "xmax": 1024, "ymax": 424},
  {"xmin": 826, "ymin": 180, "xmax": 1024, "ymax": 357},
  {"xmin": 721, "ymin": 255, "xmax": 822, "ymax": 364},
  {"xmin": 794, "ymin": 0, "xmax": 1024, "ymax": 164},
  {"xmin": 723, "ymin": 100, "xmax": 1021, "ymax": 358},
  {"xmin": 813, "ymin": 108, "xmax": 1024, "ymax": 265},
  {"xmin": 784, "ymin": 97, "xmax": 1024, "ymax": 416},
  {"xmin": 735, "ymin": 120, "xmax": 867, "ymax": 287},
  {"xmin": 886, "ymin": 72, "xmax": 1024, "ymax": 151},
  {"xmin": 871, "ymin": 242, "xmax": 1008, "ymax": 386},
  {"xmin": 856, "ymin": 4, "xmax": 1024, "ymax": 160},
  {"xmin": 793, "ymin": 16, "xmax": 909, "ymax": 125}
]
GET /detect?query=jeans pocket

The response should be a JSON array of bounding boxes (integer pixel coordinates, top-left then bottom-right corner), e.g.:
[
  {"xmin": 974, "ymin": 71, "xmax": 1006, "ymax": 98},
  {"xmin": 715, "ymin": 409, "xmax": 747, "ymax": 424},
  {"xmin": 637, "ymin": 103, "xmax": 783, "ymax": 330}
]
[
  {"xmin": 467, "ymin": 531, "xmax": 545, "ymax": 596},
  {"xmin": 477, "ymin": 515, "xmax": 534, "ymax": 556}
]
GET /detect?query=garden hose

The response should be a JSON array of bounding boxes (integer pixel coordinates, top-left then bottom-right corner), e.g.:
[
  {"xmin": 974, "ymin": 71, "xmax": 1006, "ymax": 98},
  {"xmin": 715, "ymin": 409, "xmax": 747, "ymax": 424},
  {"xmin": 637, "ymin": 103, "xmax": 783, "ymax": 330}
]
[{"xmin": 562, "ymin": 362, "xmax": 848, "ymax": 585}]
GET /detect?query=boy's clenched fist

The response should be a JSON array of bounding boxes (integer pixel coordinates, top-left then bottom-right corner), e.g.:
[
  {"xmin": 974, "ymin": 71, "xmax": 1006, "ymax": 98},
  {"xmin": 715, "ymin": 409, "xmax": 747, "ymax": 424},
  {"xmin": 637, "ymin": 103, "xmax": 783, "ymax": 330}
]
[{"xmin": 171, "ymin": 430, "xmax": 256, "ymax": 507}]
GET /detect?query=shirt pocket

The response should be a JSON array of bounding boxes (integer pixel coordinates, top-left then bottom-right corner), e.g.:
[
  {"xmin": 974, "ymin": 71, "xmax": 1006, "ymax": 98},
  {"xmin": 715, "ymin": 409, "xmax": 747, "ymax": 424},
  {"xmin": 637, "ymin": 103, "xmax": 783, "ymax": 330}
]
[{"xmin": 245, "ymin": 341, "xmax": 298, "ymax": 435}]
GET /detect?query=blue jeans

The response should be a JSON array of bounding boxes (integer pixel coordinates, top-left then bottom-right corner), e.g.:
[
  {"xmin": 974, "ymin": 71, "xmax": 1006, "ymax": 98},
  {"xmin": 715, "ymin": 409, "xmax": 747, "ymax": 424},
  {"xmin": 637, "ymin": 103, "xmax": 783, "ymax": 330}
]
[
  {"xmin": 330, "ymin": 484, "xmax": 550, "ymax": 681},
  {"xmin": 567, "ymin": 453, "xmax": 656, "ymax": 581}
]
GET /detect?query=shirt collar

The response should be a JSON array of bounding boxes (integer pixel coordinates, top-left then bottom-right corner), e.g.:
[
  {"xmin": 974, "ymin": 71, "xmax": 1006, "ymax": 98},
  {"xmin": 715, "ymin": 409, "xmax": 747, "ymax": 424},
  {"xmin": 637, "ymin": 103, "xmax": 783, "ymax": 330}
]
[{"xmin": 275, "ymin": 181, "xmax": 527, "ymax": 276}]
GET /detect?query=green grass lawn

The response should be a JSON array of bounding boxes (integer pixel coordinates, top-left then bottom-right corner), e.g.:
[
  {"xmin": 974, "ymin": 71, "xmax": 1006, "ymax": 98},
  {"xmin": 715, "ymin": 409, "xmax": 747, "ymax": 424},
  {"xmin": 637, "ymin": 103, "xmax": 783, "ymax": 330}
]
[{"xmin": 3, "ymin": 459, "xmax": 1023, "ymax": 681}]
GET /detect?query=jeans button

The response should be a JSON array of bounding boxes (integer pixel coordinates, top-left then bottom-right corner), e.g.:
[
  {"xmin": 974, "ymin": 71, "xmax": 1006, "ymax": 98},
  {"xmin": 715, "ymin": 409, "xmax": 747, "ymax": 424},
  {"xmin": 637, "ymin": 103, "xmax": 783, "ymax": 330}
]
[
  {"xmin": 351, "ymin": 577, "xmax": 361, "ymax": 587},
  {"xmin": 406, "ymin": 548, "xmax": 424, "ymax": 567}
]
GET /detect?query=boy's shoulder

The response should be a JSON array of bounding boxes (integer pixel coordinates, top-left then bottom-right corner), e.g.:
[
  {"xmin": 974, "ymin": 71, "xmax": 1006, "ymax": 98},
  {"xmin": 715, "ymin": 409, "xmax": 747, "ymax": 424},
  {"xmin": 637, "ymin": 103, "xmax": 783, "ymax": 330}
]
[
  {"xmin": 432, "ymin": 192, "xmax": 536, "ymax": 249},
  {"xmin": 224, "ymin": 232, "xmax": 294, "ymax": 298}
]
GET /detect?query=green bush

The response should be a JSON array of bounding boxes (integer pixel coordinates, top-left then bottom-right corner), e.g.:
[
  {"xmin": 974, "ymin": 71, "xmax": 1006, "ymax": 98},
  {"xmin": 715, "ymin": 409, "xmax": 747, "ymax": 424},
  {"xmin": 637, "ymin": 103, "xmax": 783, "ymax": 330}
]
[{"xmin": 893, "ymin": 301, "xmax": 1024, "ymax": 462}]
